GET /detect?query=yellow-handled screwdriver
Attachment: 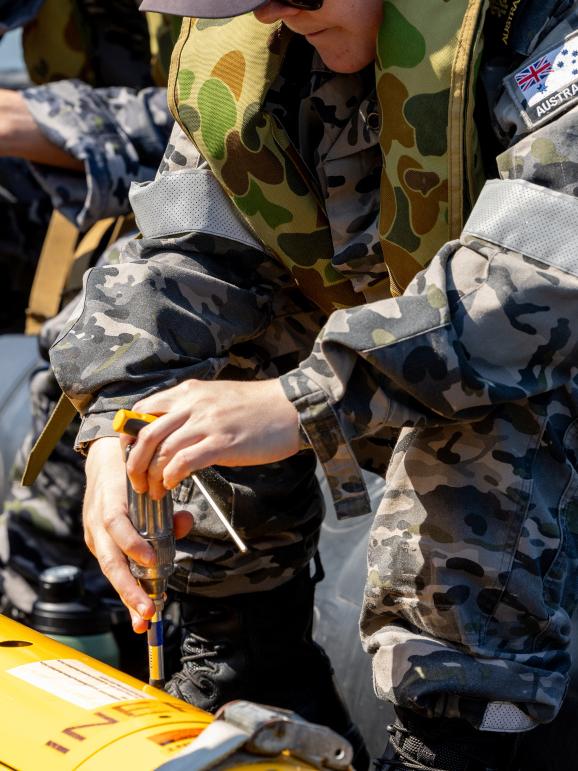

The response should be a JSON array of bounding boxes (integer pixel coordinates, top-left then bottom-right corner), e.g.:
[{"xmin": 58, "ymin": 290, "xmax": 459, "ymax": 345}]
[
  {"xmin": 113, "ymin": 410, "xmax": 173, "ymax": 687},
  {"xmin": 113, "ymin": 409, "xmax": 248, "ymax": 688}
]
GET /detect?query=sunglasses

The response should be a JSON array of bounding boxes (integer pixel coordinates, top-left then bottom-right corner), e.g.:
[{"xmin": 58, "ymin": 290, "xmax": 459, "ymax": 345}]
[{"xmin": 278, "ymin": 0, "xmax": 323, "ymax": 8}]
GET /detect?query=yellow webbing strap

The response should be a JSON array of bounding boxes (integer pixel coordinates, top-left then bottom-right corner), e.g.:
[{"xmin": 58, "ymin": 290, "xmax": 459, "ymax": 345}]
[
  {"xmin": 25, "ymin": 211, "xmax": 79, "ymax": 335},
  {"xmin": 22, "ymin": 213, "xmax": 137, "ymax": 483},
  {"xmin": 26, "ymin": 213, "xmax": 118, "ymax": 335},
  {"xmin": 448, "ymin": 0, "xmax": 488, "ymax": 237},
  {"xmin": 21, "ymin": 393, "xmax": 78, "ymax": 486}
]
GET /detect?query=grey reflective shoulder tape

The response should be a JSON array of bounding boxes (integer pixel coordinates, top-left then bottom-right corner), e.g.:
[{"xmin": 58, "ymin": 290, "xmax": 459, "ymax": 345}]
[
  {"xmin": 462, "ymin": 178, "xmax": 578, "ymax": 278},
  {"xmin": 129, "ymin": 169, "xmax": 262, "ymax": 250}
]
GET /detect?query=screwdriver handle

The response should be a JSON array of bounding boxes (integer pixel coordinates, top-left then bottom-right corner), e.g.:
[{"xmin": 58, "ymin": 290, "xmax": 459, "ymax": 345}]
[
  {"xmin": 116, "ymin": 409, "xmax": 176, "ymax": 577},
  {"xmin": 114, "ymin": 409, "xmax": 248, "ymax": 553},
  {"xmin": 125, "ymin": 478, "xmax": 175, "ymax": 584}
]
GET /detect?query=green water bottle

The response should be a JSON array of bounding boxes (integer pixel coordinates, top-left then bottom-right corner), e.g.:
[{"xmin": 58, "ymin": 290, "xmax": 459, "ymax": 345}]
[{"xmin": 30, "ymin": 565, "xmax": 121, "ymax": 668}]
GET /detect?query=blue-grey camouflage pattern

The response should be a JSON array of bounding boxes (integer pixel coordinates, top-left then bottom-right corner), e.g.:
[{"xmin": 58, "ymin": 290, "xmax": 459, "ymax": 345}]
[
  {"xmin": 0, "ymin": 0, "xmax": 173, "ymax": 332},
  {"xmin": 0, "ymin": 0, "xmax": 44, "ymax": 36},
  {"xmin": 0, "ymin": 84, "xmax": 171, "ymax": 331},
  {"xmin": 280, "ymin": 5, "xmax": 578, "ymax": 730},
  {"xmin": 50, "ymin": 1, "xmax": 578, "ymax": 730},
  {"xmin": 23, "ymin": 82, "xmax": 172, "ymax": 231}
]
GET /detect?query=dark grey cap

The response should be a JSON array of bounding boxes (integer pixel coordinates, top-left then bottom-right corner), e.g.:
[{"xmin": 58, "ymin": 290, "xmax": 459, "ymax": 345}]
[{"xmin": 139, "ymin": 0, "xmax": 268, "ymax": 17}]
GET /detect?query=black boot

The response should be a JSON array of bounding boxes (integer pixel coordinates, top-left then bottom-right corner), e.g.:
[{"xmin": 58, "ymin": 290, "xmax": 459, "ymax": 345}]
[
  {"xmin": 165, "ymin": 567, "xmax": 369, "ymax": 771},
  {"xmin": 376, "ymin": 708, "xmax": 521, "ymax": 771}
]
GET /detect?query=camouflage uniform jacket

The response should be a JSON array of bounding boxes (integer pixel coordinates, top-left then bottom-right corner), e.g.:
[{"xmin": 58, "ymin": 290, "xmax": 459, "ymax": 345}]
[
  {"xmin": 49, "ymin": 54, "xmax": 381, "ymax": 594},
  {"xmin": 285, "ymin": 3, "xmax": 578, "ymax": 728},
  {"xmin": 50, "ymin": 1, "xmax": 578, "ymax": 724}
]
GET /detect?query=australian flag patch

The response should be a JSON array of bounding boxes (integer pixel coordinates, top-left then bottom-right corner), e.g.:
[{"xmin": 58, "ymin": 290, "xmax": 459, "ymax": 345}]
[{"xmin": 506, "ymin": 32, "xmax": 578, "ymax": 127}]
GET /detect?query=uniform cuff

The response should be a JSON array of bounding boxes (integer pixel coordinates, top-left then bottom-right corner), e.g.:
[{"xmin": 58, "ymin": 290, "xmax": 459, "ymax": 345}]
[
  {"xmin": 280, "ymin": 369, "xmax": 371, "ymax": 519},
  {"xmin": 75, "ymin": 411, "xmax": 118, "ymax": 454}
]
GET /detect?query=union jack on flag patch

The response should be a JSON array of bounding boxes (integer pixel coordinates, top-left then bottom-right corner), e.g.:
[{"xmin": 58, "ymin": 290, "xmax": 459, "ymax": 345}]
[{"xmin": 515, "ymin": 56, "xmax": 554, "ymax": 92}]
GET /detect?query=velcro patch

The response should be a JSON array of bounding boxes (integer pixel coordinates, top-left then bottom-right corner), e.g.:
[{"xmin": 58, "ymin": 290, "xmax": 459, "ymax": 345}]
[{"xmin": 504, "ymin": 31, "xmax": 578, "ymax": 128}]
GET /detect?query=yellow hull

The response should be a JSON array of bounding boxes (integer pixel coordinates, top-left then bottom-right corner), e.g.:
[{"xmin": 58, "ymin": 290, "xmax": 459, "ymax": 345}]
[{"xmin": 0, "ymin": 615, "xmax": 313, "ymax": 771}]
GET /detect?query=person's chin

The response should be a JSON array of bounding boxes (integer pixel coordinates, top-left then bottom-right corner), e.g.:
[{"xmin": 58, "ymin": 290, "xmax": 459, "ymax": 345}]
[{"xmin": 313, "ymin": 48, "xmax": 369, "ymax": 74}]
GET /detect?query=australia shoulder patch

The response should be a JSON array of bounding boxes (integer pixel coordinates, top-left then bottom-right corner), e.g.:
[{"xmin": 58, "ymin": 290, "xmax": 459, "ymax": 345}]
[{"xmin": 504, "ymin": 31, "xmax": 578, "ymax": 129}]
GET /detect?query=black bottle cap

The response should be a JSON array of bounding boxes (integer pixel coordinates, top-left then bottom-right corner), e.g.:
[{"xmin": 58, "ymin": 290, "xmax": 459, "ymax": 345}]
[{"xmin": 31, "ymin": 566, "xmax": 113, "ymax": 637}]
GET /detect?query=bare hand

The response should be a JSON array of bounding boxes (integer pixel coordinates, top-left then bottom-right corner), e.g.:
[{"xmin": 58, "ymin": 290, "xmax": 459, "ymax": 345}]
[
  {"xmin": 0, "ymin": 88, "xmax": 83, "ymax": 170},
  {"xmin": 122, "ymin": 379, "xmax": 300, "ymax": 499},
  {"xmin": 83, "ymin": 436, "xmax": 193, "ymax": 631}
]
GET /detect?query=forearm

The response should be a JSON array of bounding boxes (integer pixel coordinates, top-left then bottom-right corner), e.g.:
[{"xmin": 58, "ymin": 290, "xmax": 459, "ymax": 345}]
[
  {"xmin": 49, "ymin": 232, "xmax": 275, "ymax": 451},
  {"xmin": 281, "ymin": 180, "xmax": 578, "ymax": 518},
  {"xmin": 21, "ymin": 82, "xmax": 172, "ymax": 229},
  {"xmin": 0, "ymin": 89, "xmax": 83, "ymax": 170},
  {"xmin": 289, "ymin": 221, "xmax": 577, "ymax": 419}
]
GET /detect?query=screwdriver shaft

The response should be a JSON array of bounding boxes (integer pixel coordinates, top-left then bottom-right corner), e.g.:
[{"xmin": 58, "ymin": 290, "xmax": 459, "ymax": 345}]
[{"xmin": 147, "ymin": 604, "xmax": 165, "ymax": 688}]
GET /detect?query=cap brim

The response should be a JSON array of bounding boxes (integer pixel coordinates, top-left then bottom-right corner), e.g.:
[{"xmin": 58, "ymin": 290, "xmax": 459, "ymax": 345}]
[{"xmin": 139, "ymin": 0, "xmax": 267, "ymax": 17}]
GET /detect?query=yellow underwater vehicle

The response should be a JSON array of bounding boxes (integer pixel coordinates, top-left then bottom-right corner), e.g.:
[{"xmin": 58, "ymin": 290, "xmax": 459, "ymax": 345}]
[{"xmin": 0, "ymin": 613, "xmax": 352, "ymax": 771}]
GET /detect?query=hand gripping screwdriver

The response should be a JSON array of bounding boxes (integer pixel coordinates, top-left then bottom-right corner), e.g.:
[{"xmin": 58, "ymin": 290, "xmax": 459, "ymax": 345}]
[
  {"xmin": 114, "ymin": 409, "xmax": 248, "ymax": 552},
  {"xmin": 113, "ymin": 409, "xmax": 248, "ymax": 687}
]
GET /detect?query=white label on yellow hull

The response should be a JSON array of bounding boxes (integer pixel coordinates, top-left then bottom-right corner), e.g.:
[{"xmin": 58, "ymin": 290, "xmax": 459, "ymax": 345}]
[{"xmin": 8, "ymin": 659, "xmax": 152, "ymax": 709}]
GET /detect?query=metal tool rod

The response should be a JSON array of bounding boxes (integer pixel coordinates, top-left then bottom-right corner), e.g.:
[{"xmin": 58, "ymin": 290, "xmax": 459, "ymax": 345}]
[{"xmin": 192, "ymin": 473, "xmax": 248, "ymax": 553}]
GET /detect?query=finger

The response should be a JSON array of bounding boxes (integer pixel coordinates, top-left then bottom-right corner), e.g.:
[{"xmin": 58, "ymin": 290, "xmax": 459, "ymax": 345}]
[
  {"xmin": 119, "ymin": 434, "xmax": 136, "ymax": 454},
  {"xmin": 122, "ymin": 599, "xmax": 150, "ymax": 634},
  {"xmin": 174, "ymin": 510, "xmax": 194, "ymax": 539},
  {"xmin": 84, "ymin": 522, "xmax": 96, "ymax": 555},
  {"xmin": 126, "ymin": 411, "xmax": 188, "ymax": 493},
  {"xmin": 101, "ymin": 505, "xmax": 156, "ymax": 567},
  {"xmin": 129, "ymin": 611, "xmax": 150, "ymax": 634},
  {"xmin": 92, "ymin": 529, "xmax": 155, "ymax": 620},
  {"xmin": 144, "ymin": 424, "xmax": 206, "ymax": 500},
  {"xmin": 163, "ymin": 438, "xmax": 221, "ymax": 489}
]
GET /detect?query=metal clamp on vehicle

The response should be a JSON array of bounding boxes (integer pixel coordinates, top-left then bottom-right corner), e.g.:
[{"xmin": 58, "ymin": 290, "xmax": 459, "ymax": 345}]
[{"xmin": 159, "ymin": 700, "xmax": 354, "ymax": 771}]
